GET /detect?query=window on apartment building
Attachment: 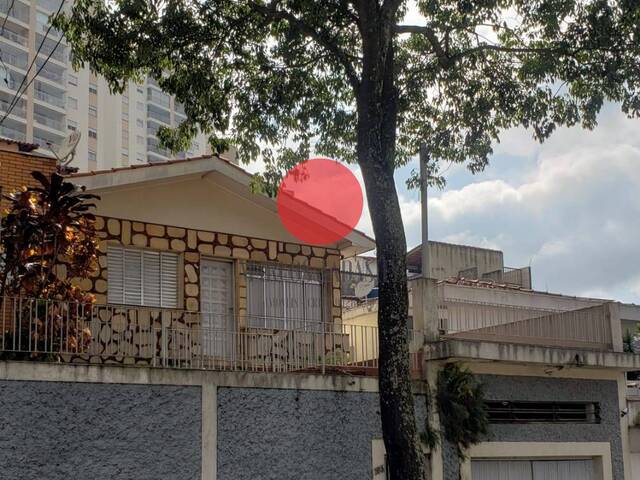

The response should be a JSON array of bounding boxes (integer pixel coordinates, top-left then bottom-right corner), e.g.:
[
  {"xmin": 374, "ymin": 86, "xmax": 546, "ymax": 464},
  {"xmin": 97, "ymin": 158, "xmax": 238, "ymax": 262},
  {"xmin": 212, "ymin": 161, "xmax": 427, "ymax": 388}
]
[
  {"xmin": 136, "ymin": 101, "xmax": 144, "ymax": 111},
  {"xmin": 485, "ymin": 401, "xmax": 601, "ymax": 424},
  {"xmin": 89, "ymin": 105, "xmax": 97, "ymax": 117},
  {"xmin": 107, "ymin": 246, "xmax": 179, "ymax": 308},
  {"xmin": 122, "ymin": 95, "xmax": 129, "ymax": 105},
  {"xmin": 136, "ymin": 153, "xmax": 144, "ymax": 162},
  {"xmin": 67, "ymin": 120, "xmax": 77, "ymax": 131},
  {"xmin": 136, "ymin": 86, "xmax": 144, "ymax": 94},
  {"xmin": 88, "ymin": 128, "xmax": 97, "ymax": 139},
  {"xmin": 246, "ymin": 263, "xmax": 323, "ymax": 330},
  {"xmin": 121, "ymin": 147, "xmax": 129, "ymax": 156},
  {"xmin": 68, "ymin": 74, "xmax": 78, "ymax": 86},
  {"xmin": 136, "ymin": 135, "xmax": 144, "ymax": 145},
  {"xmin": 136, "ymin": 118, "xmax": 144, "ymax": 128},
  {"xmin": 89, "ymin": 83, "xmax": 98, "ymax": 94},
  {"xmin": 122, "ymin": 110, "xmax": 129, "ymax": 120},
  {"xmin": 67, "ymin": 96, "xmax": 77, "ymax": 110},
  {"xmin": 88, "ymin": 150, "xmax": 96, "ymax": 162}
]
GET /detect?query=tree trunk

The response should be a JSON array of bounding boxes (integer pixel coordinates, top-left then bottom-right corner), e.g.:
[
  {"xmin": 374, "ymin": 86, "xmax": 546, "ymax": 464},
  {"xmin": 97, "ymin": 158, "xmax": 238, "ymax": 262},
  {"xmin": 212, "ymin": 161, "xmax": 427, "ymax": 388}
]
[{"xmin": 355, "ymin": 10, "xmax": 427, "ymax": 478}]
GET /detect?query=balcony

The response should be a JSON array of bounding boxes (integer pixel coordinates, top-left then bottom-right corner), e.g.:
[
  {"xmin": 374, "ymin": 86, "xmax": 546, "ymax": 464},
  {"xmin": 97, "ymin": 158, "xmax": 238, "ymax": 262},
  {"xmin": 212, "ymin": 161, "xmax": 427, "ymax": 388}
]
[
  {"xmin": 36, "ymin": 60, "xmax": 65, "ymax": 85},
  {"xmin": 0, "ymin": 0, "xmax": 29, "ymax": 24},
  {"xmin": 34, "ymin": 85, "xmax": 65, "ymax": 109},
  {"xmin": 0, "ymin": 28, "xmax": 28, "ymax": 47},
  {"xmin": 2, "ymin": 50, "xmax": 28, "ymax": 70},
  {"xmin": 147, "ymin": 87, "xmax": 170, "ymax": 108},
  {"xmin": 0, "ymin": 296, "xmax": 423, "ymax": 376},
  {"xmin": 34, "ymin": 111, "xmax": 64, "ymax": 132},
  {"xmin": 0, "ymin": 124, "xmax": 25, "ymax": 141},
  {"xmin": 35, "ymin": 33, "xmax": 66, "ymax": 64},
  {"xmin": 147, "ymin": 137, "xmax": 171, "ymax": 157},
  {"xmin": 0, "ymin": 96, "xmax": 26, "ymax": 118},
  {"xmin": 147, "ymin": 104, "xmax": 171, "ymax": 125}
]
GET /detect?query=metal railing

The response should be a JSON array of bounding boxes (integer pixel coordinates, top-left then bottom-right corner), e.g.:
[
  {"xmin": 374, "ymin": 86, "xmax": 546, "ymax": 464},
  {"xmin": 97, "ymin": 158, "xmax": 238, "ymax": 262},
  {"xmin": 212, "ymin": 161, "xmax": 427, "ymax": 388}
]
[
  {"xmin": 34, "ymin": 88, "xmax": 65, "ymax": 108},
  {"xmin": 0, "ymin": 297, "xmax": 423, "ymax": 376}
]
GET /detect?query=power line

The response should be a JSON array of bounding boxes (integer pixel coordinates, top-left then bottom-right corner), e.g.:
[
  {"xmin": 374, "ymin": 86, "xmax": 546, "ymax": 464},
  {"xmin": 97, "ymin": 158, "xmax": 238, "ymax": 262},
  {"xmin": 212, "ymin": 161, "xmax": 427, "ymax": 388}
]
[
  {"xmin": 0, "ymin": 0, "xmax": 66, "ymax": 127},
  {"xmin": 0, "ymin": 0, "xmax": 17, "ymax": 87},
  {"xmin": 0, "ymin": 0, "xmax": 16, "ymax": 36},
  {"xmin": 0, "ymin": 33, "xmax": 63, "ymax": 127}
]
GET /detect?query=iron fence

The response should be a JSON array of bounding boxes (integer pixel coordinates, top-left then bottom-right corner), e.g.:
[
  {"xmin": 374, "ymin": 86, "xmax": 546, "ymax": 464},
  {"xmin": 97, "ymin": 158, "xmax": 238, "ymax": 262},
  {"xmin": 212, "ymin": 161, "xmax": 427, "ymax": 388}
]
[{"xmin": 0, "ymin": 296, "xmax": 423, "ymax": 376}]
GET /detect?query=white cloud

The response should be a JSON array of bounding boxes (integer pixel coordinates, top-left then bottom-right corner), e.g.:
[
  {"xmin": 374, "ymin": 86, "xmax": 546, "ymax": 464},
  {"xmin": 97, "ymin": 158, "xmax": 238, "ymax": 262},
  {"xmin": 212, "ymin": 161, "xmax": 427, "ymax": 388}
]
[{"xmin": 422, "ymin": 107, "xmax": 640, "ymax": 302}]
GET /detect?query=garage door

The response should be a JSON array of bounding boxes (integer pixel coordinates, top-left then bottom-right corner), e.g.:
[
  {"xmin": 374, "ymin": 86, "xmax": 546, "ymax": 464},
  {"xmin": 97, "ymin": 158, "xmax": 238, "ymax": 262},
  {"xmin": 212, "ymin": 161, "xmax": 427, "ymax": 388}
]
[{"xmin": 471, "ymin": 459, "xmax": 594, "ymax": 480}]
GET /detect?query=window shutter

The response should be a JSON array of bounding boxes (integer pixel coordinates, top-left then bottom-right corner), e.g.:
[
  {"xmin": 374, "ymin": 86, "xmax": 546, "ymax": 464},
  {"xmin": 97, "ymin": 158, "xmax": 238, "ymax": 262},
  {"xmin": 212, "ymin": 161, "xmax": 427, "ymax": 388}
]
[
  {"xmin": 107, "ymin": 246, "xmax": 124, "ymax": 304},
  {"xmin": 142, "ymin": 250, "xmax": 161, "ymax": 307},
  {"xmin": 124, "ymin": 248, "xmax": 143, "ymax": 305},
  {"xmin": 160, "ymin": 252, "xmax": 179, "ymax": 308}
]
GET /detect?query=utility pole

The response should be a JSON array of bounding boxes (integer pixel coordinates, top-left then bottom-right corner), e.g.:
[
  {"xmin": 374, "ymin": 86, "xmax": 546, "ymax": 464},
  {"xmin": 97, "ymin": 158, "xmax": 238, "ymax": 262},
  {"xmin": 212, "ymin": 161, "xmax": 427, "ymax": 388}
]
[{"xmin": 419, "ymin": 143, "xmax": 429, "ymax": 279}]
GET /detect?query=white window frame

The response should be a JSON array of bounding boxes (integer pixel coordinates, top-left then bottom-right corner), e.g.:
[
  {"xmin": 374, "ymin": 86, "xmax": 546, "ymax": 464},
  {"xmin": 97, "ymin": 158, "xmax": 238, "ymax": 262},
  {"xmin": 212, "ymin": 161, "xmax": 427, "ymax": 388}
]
[
  {"xmin": 246, "ymin": 262, "xmax": 324, "ymax": 331},
  {"xmin": 107, "ymin": 245, "xmax": 180, "ymax": 308}
]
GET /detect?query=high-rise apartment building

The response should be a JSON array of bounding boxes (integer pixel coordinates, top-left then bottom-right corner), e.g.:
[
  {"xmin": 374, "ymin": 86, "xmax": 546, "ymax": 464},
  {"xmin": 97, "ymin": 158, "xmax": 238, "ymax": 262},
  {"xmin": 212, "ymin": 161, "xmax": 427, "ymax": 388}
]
[{"xmin": 0, "ymin": 0, "xmax": 208, "ymax": 171}]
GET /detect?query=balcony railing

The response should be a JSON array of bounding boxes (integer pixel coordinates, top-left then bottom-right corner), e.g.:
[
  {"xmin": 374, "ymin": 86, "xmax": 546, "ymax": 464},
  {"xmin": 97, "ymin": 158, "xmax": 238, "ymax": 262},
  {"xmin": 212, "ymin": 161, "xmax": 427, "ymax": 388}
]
[
  {"xmin": 0, "ymin": 296, "xmax": 423, "ymax": 376},
  {"xmin": 34, "ymin": 88, "xmax": 65, "ymax": 108},
  {"xmin": 34, "ymin": 111, "xmax": 64, "ymax": 131},
  {"xmin": 0, "ymin": 29, "xmax": 28, "ymax": 47},
  {"xmin": 0, "ymin": 125, "xmax": 25, "ymax": 141}
]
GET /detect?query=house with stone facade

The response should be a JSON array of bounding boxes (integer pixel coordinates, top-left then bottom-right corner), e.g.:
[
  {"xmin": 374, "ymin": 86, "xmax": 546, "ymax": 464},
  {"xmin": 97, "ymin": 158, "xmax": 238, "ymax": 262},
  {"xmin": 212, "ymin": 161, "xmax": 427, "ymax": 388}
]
[{"xmin": 53, "ymin": 155, "xmax": 376, "ymax": 370}]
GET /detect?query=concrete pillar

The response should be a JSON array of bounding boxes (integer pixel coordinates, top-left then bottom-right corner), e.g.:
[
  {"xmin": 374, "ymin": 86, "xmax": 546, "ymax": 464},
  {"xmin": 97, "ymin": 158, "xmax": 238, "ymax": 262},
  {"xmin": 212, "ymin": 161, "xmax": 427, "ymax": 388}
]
[
  {"xmin": 202, "ymin": 383, "xmax": 217, "ymax": 480},
  {"xmin": 609, "ymin": 302, "xmax": 623, "ymax": 353},
  {"xmin": 409, "ymin": 277, "xmax": 440, "ymax": 342}
]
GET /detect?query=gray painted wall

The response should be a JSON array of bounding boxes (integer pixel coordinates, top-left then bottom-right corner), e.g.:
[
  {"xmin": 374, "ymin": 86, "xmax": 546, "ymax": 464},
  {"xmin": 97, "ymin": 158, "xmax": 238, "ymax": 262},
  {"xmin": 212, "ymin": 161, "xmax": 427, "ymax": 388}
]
[
  {"xmin": 0, "ymin": 380, "xmax": 201, "ymax": 480},
  {"xmin": 442, "ymin": 375, "xmax": 623, "ymax": 480},
  {"xmin": 217, "ymin": 387, "xmax": 427, "ymax": 480}
]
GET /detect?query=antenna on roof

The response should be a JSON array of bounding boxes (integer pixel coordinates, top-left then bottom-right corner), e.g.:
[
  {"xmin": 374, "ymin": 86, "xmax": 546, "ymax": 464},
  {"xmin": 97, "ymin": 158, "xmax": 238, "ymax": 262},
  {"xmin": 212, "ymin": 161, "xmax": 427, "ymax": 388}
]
[{"xmin": 47, "ymin": 130, "xmax": 81, "ymax": 168}]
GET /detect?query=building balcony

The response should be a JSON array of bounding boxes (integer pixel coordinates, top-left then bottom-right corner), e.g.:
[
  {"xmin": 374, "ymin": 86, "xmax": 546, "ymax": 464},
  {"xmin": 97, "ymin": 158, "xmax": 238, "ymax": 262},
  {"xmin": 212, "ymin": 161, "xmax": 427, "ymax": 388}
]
[
  {"xmin": 34, "ymin": 87, "xmax": 65, "ymax": 109},
  {"xmin": 0, "ymin": 296, "xmax": 422, "ymax": 376},
  {"xmin": 0, "ymin": 0, "xmax": 29, "ymax": 24},
  {"xmin": 147, "ymin": 88, "xmax": 170, "ymax": 109},
  {"xmin": 0, "ymin": 28, "xmax": 28, "ymax": 48},
  {"xmin": 33, "ymin": 111, "xmax": 64, "ymax": 132},
  {"xmin": 0, "ymin": 124, "xmax": 26, "ymax": 141}
]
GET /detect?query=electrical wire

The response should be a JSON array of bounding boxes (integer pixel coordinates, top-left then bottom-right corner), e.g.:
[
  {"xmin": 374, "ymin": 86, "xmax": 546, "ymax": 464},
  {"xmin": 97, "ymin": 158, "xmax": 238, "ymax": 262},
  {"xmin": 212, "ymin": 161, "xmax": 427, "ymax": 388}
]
[
  {"xmin": 0, "ymin": 0, "xmax": 65, "ymax": 127},
  {"xmin": 0, "ymin": 0, "xmax": 17, "ymax": 87}
]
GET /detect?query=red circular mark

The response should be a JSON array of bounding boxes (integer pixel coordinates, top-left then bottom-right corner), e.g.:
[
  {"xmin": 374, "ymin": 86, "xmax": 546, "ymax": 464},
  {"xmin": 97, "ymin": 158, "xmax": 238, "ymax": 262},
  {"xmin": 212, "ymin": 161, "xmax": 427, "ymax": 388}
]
[{"xmin": 277, "ymin": 158, "xmax": 363, "ymax": 246}]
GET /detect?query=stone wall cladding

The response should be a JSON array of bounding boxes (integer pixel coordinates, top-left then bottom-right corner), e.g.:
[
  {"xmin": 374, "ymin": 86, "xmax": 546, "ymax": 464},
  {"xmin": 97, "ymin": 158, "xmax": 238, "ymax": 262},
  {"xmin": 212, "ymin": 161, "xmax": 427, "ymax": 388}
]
[
  {"xmin": 442, "ymin": 374, "xmax": 624, "ymax": 480},
  {"xmin": 0, "ymin": 380, "xmax": 201, "ymax": 480},
  {"xmin": 81, "ymin": 215, "xmax": 342, "ymax": 320},
  {"xmin": 58, "ymin": 215, "xmax": 344, "ymax": 365},
  {"xmin": 217, "ymin": 387, "xmax": 427, "ymax": 480}
]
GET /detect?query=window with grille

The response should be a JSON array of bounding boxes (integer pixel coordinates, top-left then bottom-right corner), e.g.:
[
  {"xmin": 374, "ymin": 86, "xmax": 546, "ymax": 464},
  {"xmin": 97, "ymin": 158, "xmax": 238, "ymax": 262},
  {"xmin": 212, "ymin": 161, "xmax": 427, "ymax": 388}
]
[
  {"xmin": 246, "ymin": 262, "xmax": 323, "ymax": 330},
  {"xmin": 486, "ymin": 401, "xmax": 600, "ymax": 424},
  {"xmin": 107, "ymin": 245, "xmax": 179, "ymax": 308}
]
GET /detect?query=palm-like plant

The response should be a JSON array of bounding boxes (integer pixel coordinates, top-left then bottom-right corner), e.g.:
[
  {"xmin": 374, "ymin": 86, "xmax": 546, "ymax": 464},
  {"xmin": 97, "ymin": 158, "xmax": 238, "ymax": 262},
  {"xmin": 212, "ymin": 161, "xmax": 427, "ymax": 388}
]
[{"xmin": 0, "ymin": 171, "xmax": 100, "ymax": 357}]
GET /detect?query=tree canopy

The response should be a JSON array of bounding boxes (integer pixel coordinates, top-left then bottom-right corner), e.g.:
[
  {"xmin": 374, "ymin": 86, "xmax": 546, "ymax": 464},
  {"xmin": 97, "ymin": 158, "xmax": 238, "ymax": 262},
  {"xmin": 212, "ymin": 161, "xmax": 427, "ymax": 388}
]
[{"xmin": 57, "ymin": 0, "xmax": 640, "ymax": 185}]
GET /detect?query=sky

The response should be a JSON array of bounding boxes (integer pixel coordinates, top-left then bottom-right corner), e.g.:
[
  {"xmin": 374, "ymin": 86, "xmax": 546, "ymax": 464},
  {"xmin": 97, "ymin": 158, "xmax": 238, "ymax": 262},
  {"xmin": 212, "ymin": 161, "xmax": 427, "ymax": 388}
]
[{"xmin": 353, "ymin": 103, "xmax": 640, "ymax": 304}]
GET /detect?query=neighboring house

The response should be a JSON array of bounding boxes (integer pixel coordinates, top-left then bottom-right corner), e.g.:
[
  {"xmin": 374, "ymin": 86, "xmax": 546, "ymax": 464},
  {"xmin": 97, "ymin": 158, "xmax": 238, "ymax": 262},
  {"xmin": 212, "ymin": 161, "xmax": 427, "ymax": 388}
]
[{"xmin": 345, "ymin": 252, "xmax": 640, "ymax": 480}]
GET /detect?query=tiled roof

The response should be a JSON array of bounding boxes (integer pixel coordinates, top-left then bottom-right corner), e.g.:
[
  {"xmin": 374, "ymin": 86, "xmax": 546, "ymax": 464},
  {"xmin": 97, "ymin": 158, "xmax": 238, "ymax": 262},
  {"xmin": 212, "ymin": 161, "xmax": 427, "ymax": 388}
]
[
  {"xmin": 67, "ymin": 154, "xmax": 246, "ymax": 178},
  {"xmin": 438, "ymin": 276, "xmax": 533, "ymax": 292},
  {"xmin": 0, "ymin": 136, "xmax": 40, "ymax": 152}
]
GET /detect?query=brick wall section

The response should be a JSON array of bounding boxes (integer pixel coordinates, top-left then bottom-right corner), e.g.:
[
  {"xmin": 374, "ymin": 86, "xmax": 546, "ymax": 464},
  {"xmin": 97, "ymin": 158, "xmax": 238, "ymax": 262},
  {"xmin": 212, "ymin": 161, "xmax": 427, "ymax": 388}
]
[{"xmin": 0, "ymin": 150, "xmax": 56, "ymax": 210}]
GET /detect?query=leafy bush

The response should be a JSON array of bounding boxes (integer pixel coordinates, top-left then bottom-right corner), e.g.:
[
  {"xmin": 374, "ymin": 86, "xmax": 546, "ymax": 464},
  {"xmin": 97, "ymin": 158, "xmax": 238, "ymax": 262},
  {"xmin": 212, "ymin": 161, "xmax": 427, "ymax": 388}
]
[
  {"xmin": 0, "ymin": 171, "xmax": 99, "ymax": 357},
  {"xmin": 436, "ymin": 363, "xmax": 489, "ymax": 459}
]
